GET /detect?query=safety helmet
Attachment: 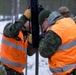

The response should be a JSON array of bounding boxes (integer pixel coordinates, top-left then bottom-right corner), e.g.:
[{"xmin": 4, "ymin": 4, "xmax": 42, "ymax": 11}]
[{"xmin": 48, "ymin": 11, "xmax": 61, "ymax": 25}]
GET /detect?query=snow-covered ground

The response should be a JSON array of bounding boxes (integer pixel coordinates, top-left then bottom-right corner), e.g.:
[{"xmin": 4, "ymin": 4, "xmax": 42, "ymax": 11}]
[{"xmin": 0, "ymin": 20, "xmax": 52, "ymax": 75}]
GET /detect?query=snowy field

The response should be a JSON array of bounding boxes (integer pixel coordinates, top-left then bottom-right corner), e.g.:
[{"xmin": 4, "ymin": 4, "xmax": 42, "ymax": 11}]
[{"xmin": 0, "ymin": 20, "xmax": 52, "ymax": 75}]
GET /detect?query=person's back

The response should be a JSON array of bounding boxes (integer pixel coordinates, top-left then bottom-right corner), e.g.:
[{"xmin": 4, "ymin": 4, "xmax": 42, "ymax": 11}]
[
  {"xmin": 38, "ymin": 10, "xmax": 76, "ymax": 75},
  {"xmin": 49, "ymin": 17, "xmax": 76, "ymax": 75},
  {"xmin": 0, "ymin": 8, "xmax": 35, "ymax": 75}
]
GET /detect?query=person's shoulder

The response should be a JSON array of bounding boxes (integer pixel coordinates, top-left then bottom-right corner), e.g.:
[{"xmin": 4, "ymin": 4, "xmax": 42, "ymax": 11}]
[{"xmin": 4, "ymin": 22, "xmax": 13, "ymax": 30}]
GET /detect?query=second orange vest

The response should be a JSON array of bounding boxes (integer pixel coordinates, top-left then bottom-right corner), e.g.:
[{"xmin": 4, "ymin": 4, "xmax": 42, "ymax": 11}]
[{"xmin": 47, "ymin": 18, "xmax": 76, "ymax": 75}]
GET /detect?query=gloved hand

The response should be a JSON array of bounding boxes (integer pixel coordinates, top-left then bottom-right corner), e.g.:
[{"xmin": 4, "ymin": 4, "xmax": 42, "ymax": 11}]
[
  {"xmin": 27, "ymin": 33, "xmax": 32, "ymax": 44},
  {"xmin": 24, "ymin": 9, "xmax": 31, "ymax": 19}
]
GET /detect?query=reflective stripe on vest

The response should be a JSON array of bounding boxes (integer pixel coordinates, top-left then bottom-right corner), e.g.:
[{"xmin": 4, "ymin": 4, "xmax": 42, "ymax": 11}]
[
  {"xmin": 50, "ymin": 64, "xmax": 76, "ymax": 73},
  {"xmin": 2, "ymin": 38, "xmax": 27, "ymax": 52},
  {"xmin": 1, "ymin": 57, "xmax": 26, "ymax": 68},
  {"xmin": 58, "ymin": 40, "xmax": 76, "ymax": 50}
]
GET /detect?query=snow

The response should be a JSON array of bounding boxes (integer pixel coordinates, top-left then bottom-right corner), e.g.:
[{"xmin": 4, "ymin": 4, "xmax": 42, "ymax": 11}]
[{"xmin": 0, "ymin": 20, "xmax": 52, "ymax": 75}]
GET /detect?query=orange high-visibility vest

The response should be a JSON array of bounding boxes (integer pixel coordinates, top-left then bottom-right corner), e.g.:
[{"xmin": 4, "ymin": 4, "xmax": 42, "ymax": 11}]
[
  {"xmin": 1, "ymin": 30, "xmax": 28, "ymax": 73},
  {"xmin": 47, "ymin": 18, "xmax": 76, "ymax": 75}
]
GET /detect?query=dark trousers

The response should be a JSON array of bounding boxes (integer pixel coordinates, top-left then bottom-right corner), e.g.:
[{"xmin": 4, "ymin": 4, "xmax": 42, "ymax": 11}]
[{"xmin": 4, "ymin": 65, "xmax": 24, "ymax": 75}]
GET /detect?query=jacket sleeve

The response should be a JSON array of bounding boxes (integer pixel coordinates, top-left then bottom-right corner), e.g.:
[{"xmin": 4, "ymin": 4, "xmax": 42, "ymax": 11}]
[
  {"xmin": 3, "ymin": 15, "xmax": 28, "ymax": 38},
  {"xmin": 38, "ymin": 30, "xmax": 62, "ymax": 58}
]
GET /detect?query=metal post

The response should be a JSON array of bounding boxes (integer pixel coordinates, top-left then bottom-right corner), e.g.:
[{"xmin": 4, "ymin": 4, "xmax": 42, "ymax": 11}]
[{"xmin": 31, "ymin": 0, "xmax": 39, "ymax": 75}]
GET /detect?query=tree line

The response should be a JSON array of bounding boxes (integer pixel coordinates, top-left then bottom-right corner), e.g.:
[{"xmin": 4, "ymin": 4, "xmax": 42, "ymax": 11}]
[{"xmin": 0, "ymin": 0, "xmax": 76, "ymax": 20}]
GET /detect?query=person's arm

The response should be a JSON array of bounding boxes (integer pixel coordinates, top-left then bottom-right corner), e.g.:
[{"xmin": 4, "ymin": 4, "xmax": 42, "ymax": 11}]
[
  {"xmin": 3, "ymin": 9, "xmax": 31, "ymax": 38},
  {"xmin": 38, "ymin": 30, "xmax": 62, "ymax": 58},
  {"xmin": 3, "ymin": 15, "xmax": 28, "ymax": 38}
]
